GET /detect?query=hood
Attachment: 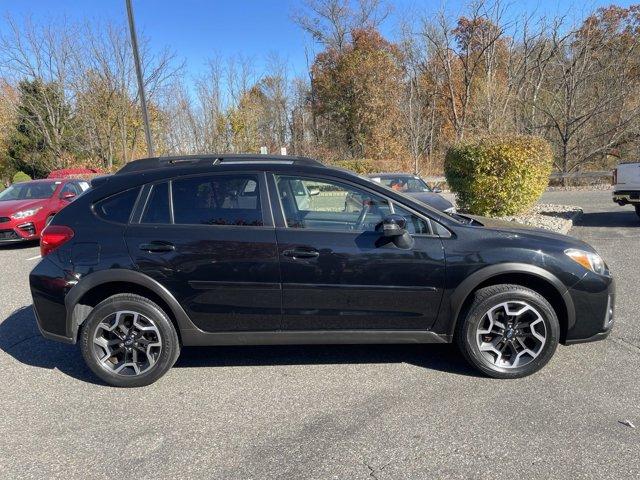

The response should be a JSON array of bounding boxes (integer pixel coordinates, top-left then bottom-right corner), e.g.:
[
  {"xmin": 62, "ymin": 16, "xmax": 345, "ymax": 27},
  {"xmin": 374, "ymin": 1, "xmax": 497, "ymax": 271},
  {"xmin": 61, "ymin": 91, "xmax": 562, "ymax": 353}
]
[
  {"xmin": 465, "ymin": 214, "xmax": 594, "ymax": 251},
  {"xmin": 0, "ymin": 199, "xmax": 47, "ymax": 217},
  {"xmin": 407, "ymin": 192, "xmax": 454, "ymax": 212}
]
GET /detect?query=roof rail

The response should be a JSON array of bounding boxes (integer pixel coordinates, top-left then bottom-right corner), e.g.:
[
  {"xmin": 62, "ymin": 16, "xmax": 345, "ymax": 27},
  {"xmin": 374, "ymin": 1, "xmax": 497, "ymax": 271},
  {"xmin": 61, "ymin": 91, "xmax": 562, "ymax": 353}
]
[{"xmin": 116, "ymin": 154, "xmax": 324, "ymax": 175}]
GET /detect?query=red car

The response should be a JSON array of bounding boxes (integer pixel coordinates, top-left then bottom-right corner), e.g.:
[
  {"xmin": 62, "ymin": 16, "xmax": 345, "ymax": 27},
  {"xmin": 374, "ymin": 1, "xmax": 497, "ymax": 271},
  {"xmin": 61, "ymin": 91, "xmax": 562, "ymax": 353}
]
[{"xmin": 0, "ymin": 179, "xmax": 90, "ymax": 244}]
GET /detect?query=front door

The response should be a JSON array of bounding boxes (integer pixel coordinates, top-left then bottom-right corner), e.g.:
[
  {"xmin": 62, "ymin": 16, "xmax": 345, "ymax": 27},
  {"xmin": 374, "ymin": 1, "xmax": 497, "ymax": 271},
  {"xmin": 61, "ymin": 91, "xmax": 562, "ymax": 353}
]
[
  {"xmin": 125, "ymin": 172, "xmax": 281, "ymax": 332},
  {"xmin": 272, "ymin": 174, "xmax": 445, "ymax": 331}
]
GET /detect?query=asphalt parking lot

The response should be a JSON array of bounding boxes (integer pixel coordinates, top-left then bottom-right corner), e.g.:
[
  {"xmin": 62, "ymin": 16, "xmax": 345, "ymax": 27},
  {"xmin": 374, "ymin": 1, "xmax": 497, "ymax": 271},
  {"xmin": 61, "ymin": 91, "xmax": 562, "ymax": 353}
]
[{"xmin": 0, "ymin": 190, "xmax": 637, "ymax": 479}]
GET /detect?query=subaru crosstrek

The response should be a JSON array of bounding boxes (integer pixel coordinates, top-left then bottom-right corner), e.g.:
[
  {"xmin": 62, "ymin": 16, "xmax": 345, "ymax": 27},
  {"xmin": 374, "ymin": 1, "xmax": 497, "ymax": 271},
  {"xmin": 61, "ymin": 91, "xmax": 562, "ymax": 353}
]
[{"xmin": 29, "ymin": 155, "xmax": 615, "ymax": 387}]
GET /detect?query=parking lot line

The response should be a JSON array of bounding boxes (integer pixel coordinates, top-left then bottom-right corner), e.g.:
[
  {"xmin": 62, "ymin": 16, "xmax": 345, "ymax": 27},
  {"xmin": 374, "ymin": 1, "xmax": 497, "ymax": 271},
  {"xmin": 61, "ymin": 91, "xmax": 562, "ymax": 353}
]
[{"xmin": 26, "ymin": 255, "xmax": 41, "ymax": 261}]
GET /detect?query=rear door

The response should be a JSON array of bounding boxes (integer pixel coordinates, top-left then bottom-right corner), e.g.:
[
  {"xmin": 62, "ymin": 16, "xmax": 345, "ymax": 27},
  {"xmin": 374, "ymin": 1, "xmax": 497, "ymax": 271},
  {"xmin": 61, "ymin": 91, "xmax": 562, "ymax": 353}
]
[
  {"xmin": 271, "ymin": 173, "xmax": 445, "ymax": 331},
  {"xmin": 125, "ymin": 172, "xmax": 281, "ymax": 332}
]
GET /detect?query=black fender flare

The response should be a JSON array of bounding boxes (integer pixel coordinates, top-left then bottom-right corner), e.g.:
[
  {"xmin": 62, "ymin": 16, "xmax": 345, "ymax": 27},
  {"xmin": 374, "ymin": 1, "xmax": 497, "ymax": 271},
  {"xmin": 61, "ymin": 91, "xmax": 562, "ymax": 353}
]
[
  {"xmin": 448, "ymin": 263, "xmax": 576, "ymax": 336},
  {"xmin": 65, "ymin": 269, "xmax": 196, "ymax": 341}
]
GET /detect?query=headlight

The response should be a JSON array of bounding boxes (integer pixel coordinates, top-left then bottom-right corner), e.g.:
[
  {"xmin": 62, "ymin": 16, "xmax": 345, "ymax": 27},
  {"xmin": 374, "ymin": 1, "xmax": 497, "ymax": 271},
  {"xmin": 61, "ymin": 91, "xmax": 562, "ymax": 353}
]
[
  {"xmin": 11, "ymin": 207, "xmax": 42, "ymax": 220},
  {"xmin": 565, "ymin": 248, "xmax": 606, "ymax": 275}
]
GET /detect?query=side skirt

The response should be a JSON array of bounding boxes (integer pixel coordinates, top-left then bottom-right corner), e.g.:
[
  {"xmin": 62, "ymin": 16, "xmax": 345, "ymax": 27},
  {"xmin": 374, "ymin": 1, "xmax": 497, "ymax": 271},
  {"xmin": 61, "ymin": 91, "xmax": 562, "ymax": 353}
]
[{"xmin": 181, "ymin": 329, "xmax": 451, "ymax": 346}]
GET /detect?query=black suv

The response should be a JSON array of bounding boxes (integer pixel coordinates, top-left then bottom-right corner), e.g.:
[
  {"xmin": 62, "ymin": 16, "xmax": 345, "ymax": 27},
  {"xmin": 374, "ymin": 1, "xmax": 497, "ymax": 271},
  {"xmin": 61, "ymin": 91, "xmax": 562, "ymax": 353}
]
[{"xmin": 29, "ymin": 155, "xmax": 615, "ymax": 387}]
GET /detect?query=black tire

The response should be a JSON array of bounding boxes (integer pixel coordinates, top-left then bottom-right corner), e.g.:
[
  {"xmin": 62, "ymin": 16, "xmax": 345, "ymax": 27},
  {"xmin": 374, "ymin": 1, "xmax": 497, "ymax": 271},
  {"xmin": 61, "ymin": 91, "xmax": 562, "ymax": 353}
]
[
  {"xmin": 455, "ymin": 284, "xmax": 560, "ymax": 379},
  {"xmin": 80, "ymin": 293, "xmax": 180, "ymax": 387},
  {"xmin": 635, "ymin": 205, "xmax": 640, "ymax": 219}
]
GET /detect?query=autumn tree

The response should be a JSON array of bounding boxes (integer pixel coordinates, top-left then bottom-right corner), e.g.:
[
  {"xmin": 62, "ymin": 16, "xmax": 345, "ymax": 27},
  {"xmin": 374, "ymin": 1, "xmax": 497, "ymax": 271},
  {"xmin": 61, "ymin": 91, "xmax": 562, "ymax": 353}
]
[{"xmin": 312, "ymin": 28, "xmax": 408, "ymax": 164}]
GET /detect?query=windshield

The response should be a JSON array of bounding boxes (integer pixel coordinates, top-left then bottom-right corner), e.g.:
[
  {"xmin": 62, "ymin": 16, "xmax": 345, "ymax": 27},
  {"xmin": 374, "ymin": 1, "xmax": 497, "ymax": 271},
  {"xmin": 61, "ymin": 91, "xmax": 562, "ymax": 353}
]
[
  {"xmin": 0, "ymin": 182, "xmax": 57, "ymax": 201},
  {"xmin": 377, "ymin": 176, "xmax": 432, "ymax": 193}
]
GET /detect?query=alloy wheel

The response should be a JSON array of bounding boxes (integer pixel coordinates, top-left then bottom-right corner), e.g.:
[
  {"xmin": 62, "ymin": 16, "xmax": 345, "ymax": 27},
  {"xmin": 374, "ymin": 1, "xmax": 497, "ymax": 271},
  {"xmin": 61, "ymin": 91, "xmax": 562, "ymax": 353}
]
[
  {"xmin": 476, "ymin": 301, "xmax": 547, "ymax": 369},
  {"xmin": 92, "ymin": 310, "xmax": 162, "ymax": 376}
]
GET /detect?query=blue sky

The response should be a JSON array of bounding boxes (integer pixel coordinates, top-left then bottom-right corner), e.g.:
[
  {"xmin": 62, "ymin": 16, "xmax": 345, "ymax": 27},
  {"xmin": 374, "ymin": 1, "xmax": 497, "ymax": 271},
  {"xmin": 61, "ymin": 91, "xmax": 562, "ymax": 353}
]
[{"xmin": 1, "ymin": 0, "xmax": 635, "ymax": 81}]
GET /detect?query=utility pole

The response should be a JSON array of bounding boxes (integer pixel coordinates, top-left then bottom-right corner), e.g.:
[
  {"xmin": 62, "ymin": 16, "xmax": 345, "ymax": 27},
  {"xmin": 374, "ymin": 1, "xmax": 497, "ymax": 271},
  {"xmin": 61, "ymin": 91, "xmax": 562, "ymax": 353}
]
[{"xmin": 126, "ymin": 0, "xmax": 155, "ymax": 158}]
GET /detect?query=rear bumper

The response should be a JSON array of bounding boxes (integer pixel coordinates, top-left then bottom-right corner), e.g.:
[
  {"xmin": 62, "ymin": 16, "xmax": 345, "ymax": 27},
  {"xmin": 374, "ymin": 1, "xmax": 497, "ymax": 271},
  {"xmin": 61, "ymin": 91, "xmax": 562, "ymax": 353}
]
[
  {"xmin": 613, "ymin": 191, "xmax": 640, "ymax": 205},
  {"xmin": 564, "ymin": 272, "xmax": 615, "ymax": 344},
  {"xmin": 29, "ymin": 256, "xmax": 75, "ymax": 343}
]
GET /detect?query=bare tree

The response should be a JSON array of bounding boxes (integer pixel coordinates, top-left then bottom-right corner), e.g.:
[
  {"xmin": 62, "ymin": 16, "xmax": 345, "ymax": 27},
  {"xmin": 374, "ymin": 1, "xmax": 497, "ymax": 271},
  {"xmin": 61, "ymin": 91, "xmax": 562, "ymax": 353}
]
[
  {"xmin": 0, "ymin": 15, "xmax": 79, "ymax": 163},
  {"xmin": 527, "ymin": 11, "xmax": 640, "ymax": 178},
  {"xmin": 419, "ymin": 1, "xmax": 506, "ymax": 141},
  {"xmin": 292, "ymin": 0, "xmax": 391, "ymax": 50}
]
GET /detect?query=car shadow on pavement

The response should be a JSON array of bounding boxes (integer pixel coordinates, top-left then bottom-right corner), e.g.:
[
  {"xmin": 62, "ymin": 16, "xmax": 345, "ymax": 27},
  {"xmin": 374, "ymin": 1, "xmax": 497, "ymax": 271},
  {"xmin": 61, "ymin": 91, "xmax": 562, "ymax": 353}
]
[
  {"xmin": 0, "ymin": 305, "xmax": 100, "ymax": 385},
  {"xmin": 575, "ymin": 210, "xmax": 638, "ymax": 228},
  {"xmin": 0, "ymin": 305, "xmax": 481, "ymax": 383},
  {"xmin": 176, "ymin": 343, "xmax": 481, "ymax": 377}
]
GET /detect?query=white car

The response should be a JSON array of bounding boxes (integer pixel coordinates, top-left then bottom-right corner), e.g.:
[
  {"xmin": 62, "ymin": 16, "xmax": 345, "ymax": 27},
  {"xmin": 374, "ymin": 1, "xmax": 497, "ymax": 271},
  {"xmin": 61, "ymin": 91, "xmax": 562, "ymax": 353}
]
[{"xmin": 613, "ymin": 162, "xmax": 640, "ymax": 219}]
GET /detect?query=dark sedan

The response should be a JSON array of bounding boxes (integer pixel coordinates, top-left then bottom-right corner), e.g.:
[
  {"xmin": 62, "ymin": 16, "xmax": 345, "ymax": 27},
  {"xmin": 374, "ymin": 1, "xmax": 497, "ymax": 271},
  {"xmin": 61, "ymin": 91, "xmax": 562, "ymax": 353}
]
[{"xmin": 367, "ymin": 173, "xmax": 455, "ymax": 213}]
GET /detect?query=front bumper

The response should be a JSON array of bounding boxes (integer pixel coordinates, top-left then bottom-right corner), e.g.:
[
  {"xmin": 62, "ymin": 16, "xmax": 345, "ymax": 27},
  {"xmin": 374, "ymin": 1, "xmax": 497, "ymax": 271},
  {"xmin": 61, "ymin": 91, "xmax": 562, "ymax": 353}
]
[
  {"xmin": 564, "ymin": 271, "xmax": 615, "ymax": 344},
  {"xmin": 0, "ymin": 219, "xmax": 39, "ymax": 243}
]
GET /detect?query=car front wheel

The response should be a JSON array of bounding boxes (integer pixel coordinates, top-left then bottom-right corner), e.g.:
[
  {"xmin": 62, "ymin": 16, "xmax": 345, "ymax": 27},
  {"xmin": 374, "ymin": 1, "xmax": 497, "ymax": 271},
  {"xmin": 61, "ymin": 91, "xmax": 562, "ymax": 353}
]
[
  {"xmin": 455, "ymin": 284, "xmax": 560, "ymax": 379},
  {"xmin": 80, "ymin": 293, "xmax": 180, "ymax": 387}
]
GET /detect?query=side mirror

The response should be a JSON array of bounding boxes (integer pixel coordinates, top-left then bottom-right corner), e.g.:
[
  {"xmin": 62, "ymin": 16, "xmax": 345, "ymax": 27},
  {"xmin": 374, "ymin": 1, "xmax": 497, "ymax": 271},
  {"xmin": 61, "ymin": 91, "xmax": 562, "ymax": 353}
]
[
  {"xmin": 376, "ymin": 215, "xmax": 414, "ymax": 249},
  {"xmin": 432, "ymin": 187, "xmax": 442, "ymax": 194},
  {"xmin": 308, "ymin": 187, "xmax": 320, "ymax": 196},
  {"xmin": 61, "ymin": 191, "xmax": 76, "ymax": 201}
]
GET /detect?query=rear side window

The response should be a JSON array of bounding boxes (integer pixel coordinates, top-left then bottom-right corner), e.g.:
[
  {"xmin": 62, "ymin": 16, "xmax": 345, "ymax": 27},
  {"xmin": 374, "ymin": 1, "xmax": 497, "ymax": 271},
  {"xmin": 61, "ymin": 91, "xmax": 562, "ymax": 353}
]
[
  {"xmin": 94, "ymin": 187, "xmax": 140, "ymax": 224},
  {"xmin": 141, "ymin": 183, "xmax": 171, "ymax": 224},
  {"xmin": 172, "ymin": 174, "xmax": 263, "ymax": 226}
]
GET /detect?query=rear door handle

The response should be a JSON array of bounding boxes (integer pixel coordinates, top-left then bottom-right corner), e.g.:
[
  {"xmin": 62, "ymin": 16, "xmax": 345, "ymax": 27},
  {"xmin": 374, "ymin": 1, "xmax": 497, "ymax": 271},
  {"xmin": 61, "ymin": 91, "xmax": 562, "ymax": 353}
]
[
  {"xmin": 283, "ymin": 248, "xmax": 320, "ymax": 259},
  {"xmin": 139, "ymin": 241, "xmax": 175, "ymax": 253}
]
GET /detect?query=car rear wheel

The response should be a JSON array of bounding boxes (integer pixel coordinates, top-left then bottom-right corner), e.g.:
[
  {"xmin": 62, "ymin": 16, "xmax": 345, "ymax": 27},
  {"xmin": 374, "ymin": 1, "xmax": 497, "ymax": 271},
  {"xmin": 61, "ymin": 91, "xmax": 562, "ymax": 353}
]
[
  {"xmin": 455, "ymin": 284, "xmax": 560, "ymax": 379},
  {"xmin": 80, "ymin": 293, "xmax": 180, "ymax": 387}
]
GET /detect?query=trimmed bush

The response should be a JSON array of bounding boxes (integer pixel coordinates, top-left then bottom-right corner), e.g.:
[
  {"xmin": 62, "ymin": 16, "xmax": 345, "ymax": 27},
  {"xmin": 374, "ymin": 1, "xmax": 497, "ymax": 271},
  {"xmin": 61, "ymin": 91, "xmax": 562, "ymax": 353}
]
[
  {"xmin": 12, "ymin": 171, "xmax": 32, "ymax": 183},
  {"xmin": 332, "ymin": 159, "xmax": 376, "ymax": 175},
  {"xmin": 444, "ymin": 136, "xmax": 553, "ymax": 216}
]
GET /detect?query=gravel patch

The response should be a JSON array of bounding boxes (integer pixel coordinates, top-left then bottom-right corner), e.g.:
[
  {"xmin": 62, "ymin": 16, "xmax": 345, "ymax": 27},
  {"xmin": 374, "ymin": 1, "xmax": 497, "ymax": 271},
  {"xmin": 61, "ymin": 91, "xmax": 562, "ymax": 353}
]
[
  {"xmin": 497, "ymin": 204, "xmax": 583, "ymax": 234},
  {"xmin": 546, "ymin": 184, "xmax": 612, "ymax": 192}
]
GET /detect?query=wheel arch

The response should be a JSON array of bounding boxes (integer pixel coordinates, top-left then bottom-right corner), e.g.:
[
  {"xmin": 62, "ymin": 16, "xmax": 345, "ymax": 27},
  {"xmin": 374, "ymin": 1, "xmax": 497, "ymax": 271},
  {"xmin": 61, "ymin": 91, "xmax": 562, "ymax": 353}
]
[
  {"xmin": 449, "ymin": 263, "xmax": 575, "ymax": 343},
  {"xmin": 65, "ymin": 269, "xmax": 195, "ymax": 342}
]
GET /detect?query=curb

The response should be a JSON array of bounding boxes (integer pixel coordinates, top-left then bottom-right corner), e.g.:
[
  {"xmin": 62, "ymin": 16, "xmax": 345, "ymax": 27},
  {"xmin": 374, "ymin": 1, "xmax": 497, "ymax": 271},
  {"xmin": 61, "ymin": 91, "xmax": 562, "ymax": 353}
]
[{"xmin": 560, "ymin": 209, "xmax": 583, "ymax": 235}]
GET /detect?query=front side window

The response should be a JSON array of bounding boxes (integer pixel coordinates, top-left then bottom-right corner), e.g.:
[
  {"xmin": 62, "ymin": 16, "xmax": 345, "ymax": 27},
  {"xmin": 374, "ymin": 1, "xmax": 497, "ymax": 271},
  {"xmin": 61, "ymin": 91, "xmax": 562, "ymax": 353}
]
[
  {"xmin": 393, "ymin": 204, "xmax": 431, "ymax": 235},
  {"xmin": 172, "ymin": 174, "xmax": 263, "ymax": 226},
  {"xmin": 60, "ymin": 183, "xmax": 81, "ymax": 197},
  {"xmin": 276, "ymin": 176, "xmax": 391, "ymax": 232}
]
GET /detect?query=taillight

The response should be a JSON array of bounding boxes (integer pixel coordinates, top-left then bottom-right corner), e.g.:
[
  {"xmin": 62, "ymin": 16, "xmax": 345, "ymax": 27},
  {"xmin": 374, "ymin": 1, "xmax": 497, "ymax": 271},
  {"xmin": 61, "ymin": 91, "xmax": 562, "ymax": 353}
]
[
  {"xmin": 40, "ymin": 225, "xmax": 74, "ymax": 257},
  {"xmin": 612, "ymin": 168, "xmax": 617, "ymax": 186}
]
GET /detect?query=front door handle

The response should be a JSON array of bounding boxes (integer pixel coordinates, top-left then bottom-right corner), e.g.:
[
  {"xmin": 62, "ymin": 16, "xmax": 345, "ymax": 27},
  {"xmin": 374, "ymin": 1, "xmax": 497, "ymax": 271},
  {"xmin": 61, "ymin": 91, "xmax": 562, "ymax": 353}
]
[
  {"xmin": 283, "ymin": 248, "xmax": 320, "ymax": 259},
  {"xmin": 139, "ymin": 241, "xmax": 175, "ymax": 253}
]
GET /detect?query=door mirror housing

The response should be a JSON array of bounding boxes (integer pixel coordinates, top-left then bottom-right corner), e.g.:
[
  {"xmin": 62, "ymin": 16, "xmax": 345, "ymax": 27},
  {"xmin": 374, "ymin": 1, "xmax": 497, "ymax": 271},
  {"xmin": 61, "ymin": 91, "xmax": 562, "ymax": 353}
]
[
  {"xmin": 376, "ymin": 215, "xmax": 414, "ymax": 249},
  {"xmin": 61, "ymin": 191, "xmax": 76, "ymax": 201},
  {"xmin": 378, "ymin": 214, "xmax": 407, "ymax": 237},
  {"xmin": 432, "ymin": 187, "xmax": 442, "ymax": 194},
  {"xmin": 308, "ymin": 187, "xmax": 320, "ymax": 196}
]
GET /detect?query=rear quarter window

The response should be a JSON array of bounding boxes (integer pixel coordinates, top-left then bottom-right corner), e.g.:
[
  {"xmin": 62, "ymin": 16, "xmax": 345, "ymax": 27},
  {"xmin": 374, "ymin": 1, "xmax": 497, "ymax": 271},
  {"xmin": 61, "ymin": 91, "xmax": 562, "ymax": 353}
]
[{"xmin": 94, "ymin": 187, "xmax": 141, "ymax": 224}]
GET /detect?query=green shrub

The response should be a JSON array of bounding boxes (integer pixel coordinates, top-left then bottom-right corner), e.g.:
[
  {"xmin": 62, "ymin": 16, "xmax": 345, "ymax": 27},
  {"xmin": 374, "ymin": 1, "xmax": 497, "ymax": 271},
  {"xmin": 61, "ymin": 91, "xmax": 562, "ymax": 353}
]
[
  {"xmin": 332, "ymin": 159, "xmax": 376, "ymax": 175},
  {"xmin": 12, "ymin": 171, "xmax": 32, "ymax": 183},
  {"xmin": 444, "ymin": 135, "xmax": 553, "ymax": 216}
]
